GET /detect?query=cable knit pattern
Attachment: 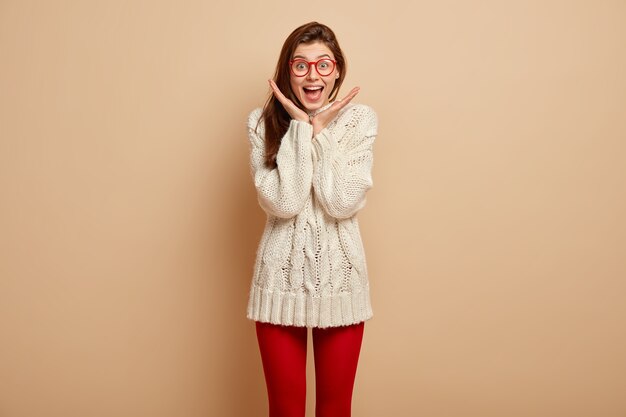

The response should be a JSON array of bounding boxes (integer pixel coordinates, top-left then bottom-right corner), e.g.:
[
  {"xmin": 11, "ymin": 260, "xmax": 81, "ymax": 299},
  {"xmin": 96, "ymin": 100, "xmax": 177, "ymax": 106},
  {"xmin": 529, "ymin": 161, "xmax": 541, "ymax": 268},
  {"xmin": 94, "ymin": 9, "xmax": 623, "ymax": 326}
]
[{"xmin": 245, "ymin": 102, "xmax": 378, "ymax": 328}]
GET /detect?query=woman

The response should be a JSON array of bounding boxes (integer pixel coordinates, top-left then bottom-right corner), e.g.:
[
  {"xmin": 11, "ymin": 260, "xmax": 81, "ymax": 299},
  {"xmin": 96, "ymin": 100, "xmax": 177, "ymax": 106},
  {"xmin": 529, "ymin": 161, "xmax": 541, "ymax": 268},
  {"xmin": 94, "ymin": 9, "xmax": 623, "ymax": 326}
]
[{"xmin": 246, "ymin": 21, "xmax": 378, "ymax": 417}]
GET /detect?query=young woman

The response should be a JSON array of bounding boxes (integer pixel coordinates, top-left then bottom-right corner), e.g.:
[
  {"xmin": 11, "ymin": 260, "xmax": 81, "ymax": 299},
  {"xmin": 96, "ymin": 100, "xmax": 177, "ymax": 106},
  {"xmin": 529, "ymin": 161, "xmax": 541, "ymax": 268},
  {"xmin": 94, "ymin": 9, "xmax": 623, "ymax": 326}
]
[{"xmin": 245, "ymin": 21, "xmax": 378, "ymax": 417}]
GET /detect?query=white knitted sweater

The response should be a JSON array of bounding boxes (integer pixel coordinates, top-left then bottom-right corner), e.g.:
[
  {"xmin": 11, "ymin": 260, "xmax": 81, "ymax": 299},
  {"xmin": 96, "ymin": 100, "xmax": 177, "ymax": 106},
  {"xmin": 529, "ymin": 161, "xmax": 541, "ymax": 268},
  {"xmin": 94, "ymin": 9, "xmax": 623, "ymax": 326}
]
[{"xmin": 245, "ymin": 102, "xmax": 378, "ymax": 328}]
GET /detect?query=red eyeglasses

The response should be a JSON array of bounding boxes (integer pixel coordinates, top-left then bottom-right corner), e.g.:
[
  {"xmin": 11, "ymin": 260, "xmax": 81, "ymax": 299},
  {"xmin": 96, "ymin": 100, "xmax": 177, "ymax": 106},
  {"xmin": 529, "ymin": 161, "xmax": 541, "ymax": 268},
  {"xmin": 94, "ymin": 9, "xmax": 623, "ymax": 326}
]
[{"xmin": 289, "ymin": 58, "xmax": 337, "ymax": 77}]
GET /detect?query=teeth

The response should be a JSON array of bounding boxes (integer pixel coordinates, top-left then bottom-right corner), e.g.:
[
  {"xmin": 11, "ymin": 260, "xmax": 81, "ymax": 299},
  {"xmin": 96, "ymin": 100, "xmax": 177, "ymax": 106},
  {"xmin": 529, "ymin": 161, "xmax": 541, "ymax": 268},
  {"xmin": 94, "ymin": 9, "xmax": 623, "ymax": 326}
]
[{"xmin": 304, "ymin": 86, "xmax": 323, "ymax": 90}]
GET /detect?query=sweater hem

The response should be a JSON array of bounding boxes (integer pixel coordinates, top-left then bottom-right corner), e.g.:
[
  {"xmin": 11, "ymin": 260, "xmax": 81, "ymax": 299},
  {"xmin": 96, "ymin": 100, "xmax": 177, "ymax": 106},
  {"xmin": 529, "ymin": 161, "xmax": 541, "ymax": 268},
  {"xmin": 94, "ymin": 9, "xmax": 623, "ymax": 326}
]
[{"xmin": 246, "ymin": 285, "xmax": 373, "ymax": 328}]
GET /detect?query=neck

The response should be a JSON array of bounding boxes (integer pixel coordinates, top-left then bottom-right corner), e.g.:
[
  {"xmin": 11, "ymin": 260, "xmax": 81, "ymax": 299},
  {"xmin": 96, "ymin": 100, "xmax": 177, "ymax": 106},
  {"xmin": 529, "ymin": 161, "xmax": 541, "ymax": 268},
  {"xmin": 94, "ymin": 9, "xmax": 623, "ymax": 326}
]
[{"xmin": 306, "ymin": 101, "xmax": 333, "ymax": 117}]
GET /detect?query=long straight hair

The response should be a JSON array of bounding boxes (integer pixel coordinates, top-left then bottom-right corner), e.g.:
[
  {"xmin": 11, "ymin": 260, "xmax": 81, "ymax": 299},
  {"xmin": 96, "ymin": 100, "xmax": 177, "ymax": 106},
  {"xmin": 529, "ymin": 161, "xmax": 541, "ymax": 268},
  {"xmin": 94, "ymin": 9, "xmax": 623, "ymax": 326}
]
[{"xmin": 253, "ymin": 22, "xmax": 347, "ymax": 168}]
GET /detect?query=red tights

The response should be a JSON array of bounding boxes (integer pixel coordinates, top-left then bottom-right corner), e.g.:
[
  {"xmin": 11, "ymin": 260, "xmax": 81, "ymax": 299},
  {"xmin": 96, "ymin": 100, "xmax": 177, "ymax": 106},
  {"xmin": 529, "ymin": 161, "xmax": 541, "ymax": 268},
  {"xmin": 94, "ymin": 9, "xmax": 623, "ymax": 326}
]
[{"xmin": 255, "ymin": 320, "xmax": 365, "ymax": 417}]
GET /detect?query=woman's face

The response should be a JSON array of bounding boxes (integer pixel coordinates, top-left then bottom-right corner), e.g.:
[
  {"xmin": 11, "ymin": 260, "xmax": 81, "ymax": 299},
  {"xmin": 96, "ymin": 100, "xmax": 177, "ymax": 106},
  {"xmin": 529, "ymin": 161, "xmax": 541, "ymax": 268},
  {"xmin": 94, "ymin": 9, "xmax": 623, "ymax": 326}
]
[{"xmin": 289, "ymin": 41, "xmax": 340, "ymax": 112}]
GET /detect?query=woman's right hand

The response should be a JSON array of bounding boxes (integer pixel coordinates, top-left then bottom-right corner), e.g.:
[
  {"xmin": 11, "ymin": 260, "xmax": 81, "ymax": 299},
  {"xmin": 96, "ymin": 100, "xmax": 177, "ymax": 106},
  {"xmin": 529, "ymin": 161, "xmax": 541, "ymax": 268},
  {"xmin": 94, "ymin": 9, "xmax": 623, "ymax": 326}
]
[{"xmin": 268, "ymin": 79, "xmax": 310, "ymax": 123}]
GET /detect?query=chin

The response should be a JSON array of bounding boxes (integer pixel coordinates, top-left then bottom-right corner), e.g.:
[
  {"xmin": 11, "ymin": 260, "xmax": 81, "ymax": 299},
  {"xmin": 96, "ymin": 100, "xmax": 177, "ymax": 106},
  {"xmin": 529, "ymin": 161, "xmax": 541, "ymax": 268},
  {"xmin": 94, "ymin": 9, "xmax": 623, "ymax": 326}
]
[{"xmin": 301, "ymin": 96, "xmax": 328, "ymax": 110}]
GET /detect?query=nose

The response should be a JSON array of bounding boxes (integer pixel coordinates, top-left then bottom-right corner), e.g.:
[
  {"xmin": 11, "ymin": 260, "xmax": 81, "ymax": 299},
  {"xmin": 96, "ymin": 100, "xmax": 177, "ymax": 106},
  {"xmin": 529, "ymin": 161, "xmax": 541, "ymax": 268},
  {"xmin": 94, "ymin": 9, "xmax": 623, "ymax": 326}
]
[{"xmin": 306, "ymin": 63, "xmax": 319, "ymax": 80}]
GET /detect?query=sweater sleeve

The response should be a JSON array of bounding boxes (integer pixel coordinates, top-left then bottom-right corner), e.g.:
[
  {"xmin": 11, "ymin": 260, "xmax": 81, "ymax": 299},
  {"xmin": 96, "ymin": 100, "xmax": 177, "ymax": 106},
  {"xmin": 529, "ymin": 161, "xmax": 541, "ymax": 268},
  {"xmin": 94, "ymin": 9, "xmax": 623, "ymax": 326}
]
[
  {"xmin": 311, "ymin": 104, "xmax": 378, "ymax": 219},
  {"xmin": 247, "ymin": 108, "xmax": 314, "ymax": 219}
]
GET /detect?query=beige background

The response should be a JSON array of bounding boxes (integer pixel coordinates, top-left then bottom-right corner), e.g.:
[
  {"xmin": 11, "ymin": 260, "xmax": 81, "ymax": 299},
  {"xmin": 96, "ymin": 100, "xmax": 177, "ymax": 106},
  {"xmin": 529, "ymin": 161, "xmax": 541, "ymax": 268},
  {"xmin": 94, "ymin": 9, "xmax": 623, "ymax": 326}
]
[{"xmin": 1, "ymin": 1, "xmax": 625, "ymax": 416}]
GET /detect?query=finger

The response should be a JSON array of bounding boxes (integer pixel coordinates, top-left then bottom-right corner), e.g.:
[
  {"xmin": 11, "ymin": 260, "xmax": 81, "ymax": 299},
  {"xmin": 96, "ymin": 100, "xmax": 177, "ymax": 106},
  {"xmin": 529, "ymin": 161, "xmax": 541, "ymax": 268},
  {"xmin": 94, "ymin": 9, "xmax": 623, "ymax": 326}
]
[
  {"xmin": 268, "ymin": 79, "xmax": 309, "ymax": 121},
  {"xmin": 270, "ymin": 82, "xmax": 301, "ymax": 115},
  {"xmin": 268, "ymin": 79, "xmax": 282, "ymax": 98},
  {"xmin": 342, "ymin": 86, "xmax": 360, "ymax": 102},
  {"xmin": 332, "ymin": 87, "xmax": 360, "ymax": 110},
  {"xmin": 268, "ymin": 79, "xmax": 289, "ymax": 104}
]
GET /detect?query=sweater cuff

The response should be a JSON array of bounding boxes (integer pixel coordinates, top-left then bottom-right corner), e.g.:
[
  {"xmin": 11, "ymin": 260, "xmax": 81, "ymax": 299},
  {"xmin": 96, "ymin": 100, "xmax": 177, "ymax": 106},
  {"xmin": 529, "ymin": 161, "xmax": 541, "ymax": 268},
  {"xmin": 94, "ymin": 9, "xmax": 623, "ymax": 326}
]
[
  {"xmin": 312, "ymin": 127, "xmax": 338, "ymax": 155},
  {"xmin": 290, "ymin": 119, "xmax": 314, "ymax": 139}
]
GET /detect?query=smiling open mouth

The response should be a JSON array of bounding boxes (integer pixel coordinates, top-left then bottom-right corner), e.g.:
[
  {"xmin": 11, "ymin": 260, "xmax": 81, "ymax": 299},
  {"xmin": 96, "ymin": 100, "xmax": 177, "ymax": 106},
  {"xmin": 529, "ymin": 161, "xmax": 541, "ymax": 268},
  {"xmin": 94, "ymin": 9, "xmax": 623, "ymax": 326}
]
[{"xmin": 303, "ymin": 86, "xmax": 324, "ymax": 101}]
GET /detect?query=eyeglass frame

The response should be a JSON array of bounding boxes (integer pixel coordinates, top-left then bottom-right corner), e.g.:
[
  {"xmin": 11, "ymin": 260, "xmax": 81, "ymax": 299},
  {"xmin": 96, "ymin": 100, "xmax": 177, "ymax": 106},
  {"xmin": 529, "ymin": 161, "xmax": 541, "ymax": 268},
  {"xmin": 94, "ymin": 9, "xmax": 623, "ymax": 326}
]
[{"xmin": 288, "ymin": 58, "xmax": 338, "ymax": 77}]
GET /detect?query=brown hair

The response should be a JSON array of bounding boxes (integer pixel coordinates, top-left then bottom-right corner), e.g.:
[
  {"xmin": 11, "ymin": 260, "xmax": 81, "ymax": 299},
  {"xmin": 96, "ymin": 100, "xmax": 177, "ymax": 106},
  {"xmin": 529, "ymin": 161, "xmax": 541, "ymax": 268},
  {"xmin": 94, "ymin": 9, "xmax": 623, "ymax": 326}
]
[{"xmin": 253, "ymin": 22, "xmax": 347, "ymax": 168}]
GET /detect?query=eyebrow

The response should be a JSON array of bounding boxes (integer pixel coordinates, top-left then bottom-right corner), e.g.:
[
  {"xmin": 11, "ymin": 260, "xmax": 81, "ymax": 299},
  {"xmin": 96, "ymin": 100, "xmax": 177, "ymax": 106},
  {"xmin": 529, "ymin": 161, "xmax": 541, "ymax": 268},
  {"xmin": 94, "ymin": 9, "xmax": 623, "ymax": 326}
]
[{"xmin": 292, "ymin": 53, "xmax": 331, "ymax": 59}]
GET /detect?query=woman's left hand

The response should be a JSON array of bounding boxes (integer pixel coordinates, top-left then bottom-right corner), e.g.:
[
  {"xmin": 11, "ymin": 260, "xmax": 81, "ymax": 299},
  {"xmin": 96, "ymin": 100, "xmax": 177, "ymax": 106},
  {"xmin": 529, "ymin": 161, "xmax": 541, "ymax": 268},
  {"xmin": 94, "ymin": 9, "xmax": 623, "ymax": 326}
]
[{"xmin": 311, "ymin": 86, "xmax": 360, "ymax": 136}]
